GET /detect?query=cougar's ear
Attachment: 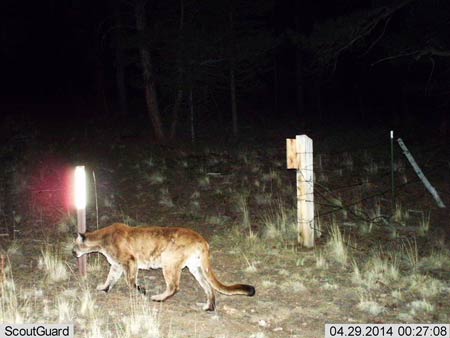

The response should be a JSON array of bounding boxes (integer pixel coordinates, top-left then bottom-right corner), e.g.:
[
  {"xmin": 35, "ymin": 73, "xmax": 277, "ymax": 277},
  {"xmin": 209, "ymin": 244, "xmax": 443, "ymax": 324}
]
[{"xmin": 77, "ymin": 233, "xmax": 86, "ymax": 243}]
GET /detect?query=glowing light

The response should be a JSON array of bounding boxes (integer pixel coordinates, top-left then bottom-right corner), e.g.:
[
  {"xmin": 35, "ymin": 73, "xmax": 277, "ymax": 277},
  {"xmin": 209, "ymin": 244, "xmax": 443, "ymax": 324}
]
[{"xmin": 74, "ymin": 166, "xmax": 87, "ymax": 210}]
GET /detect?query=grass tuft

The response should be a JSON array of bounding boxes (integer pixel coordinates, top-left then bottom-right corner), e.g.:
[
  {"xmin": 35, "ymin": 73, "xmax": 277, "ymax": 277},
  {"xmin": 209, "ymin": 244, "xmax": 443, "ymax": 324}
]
[
  {"xmin": 0, "ymin": 267, "xmax": 20, "ymax": 322},
  {"xmin": 57, "ymin": 295, "xmax": 74, "ymax": 322},
  {"xmin": 327, "ymin": 224, "xmax": 348, "ymax": 265},
  {"xmin": 146, "ymin": 171, "xmax": 165, "ymax": 185},
  {"xmin": 402, "ymin": 239, "xmax": 419, "ymax": 271},
  {"xmin": 352, "ymin": 253, "xmax": 399, "ymax": 289},
  {"xmin": 418, "ymin": 210, "xmax": 431, "ymax": 236},
  {"xmin": 262, "ymin": 201, "xmax": 296, "ymax": 242},
  {"xmin": 409, "ymin": 299, "xmax": 434, "ymax": 315},
  {"xmin": 158, "ymin": 188, "xmax": 174, "ymax": 208},
  {"xmin": 357, "ymin": 294, "xmax": 385, "ymax": 316},
  {"xmin": 39, "ymin": 247, "xmax": 69, "ymax": 282},
  {"xmin": 315, "ymin": 251, "xmax": 328, "ymax": 268},
  {"xmin": 120, "ymin": 296, "xmax": 160, "ymax": 338},
  {"xmin": 6, "ymin": 241, "xmax": 21, "ymax": 256},
  {"xmin": 79, "ymin": 288, "xmax": 96, "ymax": 316},
  {"xmin": 419, "ymin": 250, "xmax": 450, "ymax": 271},
  {"xmin": 236, "ymin": 192, "xmax": 252, "ymax": 237},
  {"xmin": 409, "ymin": 275, "xmax": 445, "ymax": 298}
]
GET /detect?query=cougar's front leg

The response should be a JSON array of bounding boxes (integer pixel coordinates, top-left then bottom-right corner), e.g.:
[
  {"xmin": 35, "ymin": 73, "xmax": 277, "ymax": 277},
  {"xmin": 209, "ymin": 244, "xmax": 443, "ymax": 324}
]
[
  {"xmin": 124, "ymin": 258, "xmax": 146, "ymax": 295},
  {"xmin": 97, "ymin": 264, "xmax": 123, "ymax": 292}
]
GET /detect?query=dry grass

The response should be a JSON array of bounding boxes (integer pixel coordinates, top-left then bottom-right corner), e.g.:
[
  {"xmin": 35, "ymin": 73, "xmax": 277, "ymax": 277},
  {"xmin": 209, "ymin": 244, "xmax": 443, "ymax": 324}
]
[
  {"xmin": 120, "ymin": 296, "xmax": 160, "ymax": 338},
  {"xmin": 352, "ymin": 253, "xmax": 400, "ymax": 290},
  {"xmin": 327, "ymin": 224, "xmax": 348, "ymax": 265},
  {"xmin": 357, "ymin": 294, "xmax": 385, "ymax": 316},
  {"xmin": 236, "ymin": 192, "xmax": 252, "ymax": 237},
  {"xmin": 409, "ymin": 299, "xmax": 434, "ymax": 315},
  {"xmin": 419, "ymin": 250, "xmax": 450, "ymax": 271},
  {"xmin": 0, "ymin": 245, "xmax": 162, "ymax": 337},
  {"xmin": 315, "ymin": 251, "xmax": 328, "ymax": 268},
  {"xmin": 39, "ymin": 246, "xmax": 69, "ymax": 282},
  {"xmin": 261, "ymin": 201, "xmax": 296, "ymax": 241},
  {"xmin": 402, "ymin": 239, "xmax": 419, "ymax": 271},
  {"xmin": 0, "ymin": 269, "xmax": 19, "ymax": 322},
  {"xmin": 418, "ymin": 210, "xmax": 431, "ymax": 235},
  {"xmin": 1, "ymin": 134, "xmax": 448, "ymax": 337}
]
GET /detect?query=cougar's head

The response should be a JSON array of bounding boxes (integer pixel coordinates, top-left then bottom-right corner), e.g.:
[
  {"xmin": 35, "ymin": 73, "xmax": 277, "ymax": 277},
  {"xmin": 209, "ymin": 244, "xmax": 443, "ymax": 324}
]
[{"xmin": 72, "ymin": 233, "xmax": 100, "ymax": 258}]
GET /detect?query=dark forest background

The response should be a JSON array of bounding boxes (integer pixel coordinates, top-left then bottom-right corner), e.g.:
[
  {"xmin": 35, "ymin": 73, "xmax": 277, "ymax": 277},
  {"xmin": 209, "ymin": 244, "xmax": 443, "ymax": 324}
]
[{"xmin": 1, "ymin": 0, "xmax": 449, "ymax": 141}]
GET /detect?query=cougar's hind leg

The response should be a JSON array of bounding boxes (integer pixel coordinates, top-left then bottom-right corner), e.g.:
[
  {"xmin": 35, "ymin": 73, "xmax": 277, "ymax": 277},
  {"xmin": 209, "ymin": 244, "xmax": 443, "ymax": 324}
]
[
  {"xmin": 151, "ymin": 264, "xmax": 182, "ymax": 302},
  {"xmin": 188, "ymin": 265, "xmax": 215, "ymax": 311}
]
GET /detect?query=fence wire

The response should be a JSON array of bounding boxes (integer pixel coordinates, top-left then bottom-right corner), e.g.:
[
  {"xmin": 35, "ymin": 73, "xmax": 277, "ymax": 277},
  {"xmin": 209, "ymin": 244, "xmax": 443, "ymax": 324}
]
[{"xmin": 291, "ymin": 134, "xmax": 448, "ymax": 247}]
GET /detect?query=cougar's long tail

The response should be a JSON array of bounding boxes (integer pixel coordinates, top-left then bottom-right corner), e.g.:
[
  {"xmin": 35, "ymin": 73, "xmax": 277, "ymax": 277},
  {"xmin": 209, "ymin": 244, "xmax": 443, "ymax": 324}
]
[{"xmin": 200, "ymin": 251, "xmax": 255, "ymax": 296}]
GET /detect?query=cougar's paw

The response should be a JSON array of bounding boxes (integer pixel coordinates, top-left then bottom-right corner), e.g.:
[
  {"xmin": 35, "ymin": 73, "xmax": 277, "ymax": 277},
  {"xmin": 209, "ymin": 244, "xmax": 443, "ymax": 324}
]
[
  {"xmin": 196, "ymin": 302, "xmax": 215, "ymax": 311},
  {"xmin": 137, "ymin": 285, "xmax": 146, "ymax": 295},
  {"xmin": 96, "ymin": 284, "xmax": 110, "ymax": 293},
  {"xmin": 151, "ymin": 294, "xmax": 166, "ymax": 302}
]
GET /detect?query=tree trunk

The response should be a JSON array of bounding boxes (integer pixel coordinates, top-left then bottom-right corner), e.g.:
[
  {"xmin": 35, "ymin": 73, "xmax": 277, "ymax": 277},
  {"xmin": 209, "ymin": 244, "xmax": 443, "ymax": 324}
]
[
  {"xmin": 315, "ymin": 80, "xmax": 323, "ymax": 122},
  {"xmin": 273, "ymin": 54, "xmax": 279, "ymax": 115},
  {"xmin": 440, "ymin": 111, "xmax": 448, "ymax": 144},
  {"xmin": 400, "ymin": 83, "xmax": 409, "ymax": 122},
  {"xmin": 230, "ymin": 60, "xmax": 238, "ymax": 137},
  {"xmin": 229, "ymin": 5, "xmax": 238, "ymax": 138},
  {"xmin": 295, "ymin": 46, "xmax": 305, "ymax": 119},
  {"xmin": 394, "ymin": 83, "xmax": 408, "ymax": 127},
  {"xmin": 95, "ymin": 55, "xmax": 109, "ymax": 116},
  {"xmin": 189, "ymin": 86, "xmax": 195, "ymax": 143},
  {"xmin": 169, "ymin": 0, "xmax": 185, "ymax": 140},
  {"xmin": 135, "ymin": 0, "xmax": 165, "ymax": 142},
  {"xmin": 113, "ymin": 0, "xmax": 128, "ymax": 116},
  {"xmin": 355, "ymin": 83, "xmax": 364, "ymax": 122},
  {"xmin": 170, "ymin": 85, "xmax": 184, "ymax": 140},
  {"xmin": 294, "ymin": 6, "xmax": 305, "ymax": 120}
]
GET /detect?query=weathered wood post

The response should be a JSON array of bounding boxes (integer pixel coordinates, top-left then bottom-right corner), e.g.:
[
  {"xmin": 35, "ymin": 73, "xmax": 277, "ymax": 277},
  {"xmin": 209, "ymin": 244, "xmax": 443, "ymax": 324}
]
[
  {"xmin": 287, "ymin": 135, "xmax": 314, "ymax": 247},
  {"xmin": 75, "ymin": 166, "xmax": 87, "ymax": 277}
]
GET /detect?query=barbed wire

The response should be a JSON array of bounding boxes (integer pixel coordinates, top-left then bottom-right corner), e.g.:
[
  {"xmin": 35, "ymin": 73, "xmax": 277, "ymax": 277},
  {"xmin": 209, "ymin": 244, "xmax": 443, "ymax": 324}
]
[
  {"xmin": 319, "ymin": 162, "xmax": 446, "ymax": 215},
  {"xmin": 310, "ymin": 162, "xmax": 447, "ymax": 239},
  {"xmin": 291, "ymin": 158, "xmax": 447, "ymax": 202},
  {"xmin": 285, "ymin": 147, "xmax": 448, "ymax": 254}
]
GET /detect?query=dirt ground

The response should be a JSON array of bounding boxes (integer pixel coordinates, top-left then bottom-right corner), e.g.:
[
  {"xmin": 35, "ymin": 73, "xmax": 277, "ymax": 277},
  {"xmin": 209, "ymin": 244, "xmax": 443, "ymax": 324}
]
[{"xmin": 1, "ymin": 128, "xmax": 449, "ymax": 338}]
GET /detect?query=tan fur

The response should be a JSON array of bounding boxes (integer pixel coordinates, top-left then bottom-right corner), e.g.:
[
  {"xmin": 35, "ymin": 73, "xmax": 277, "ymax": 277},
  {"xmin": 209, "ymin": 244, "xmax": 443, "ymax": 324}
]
[{"xmin": 72, "ymin": 223, "xmax": 255, "ymax": 311}]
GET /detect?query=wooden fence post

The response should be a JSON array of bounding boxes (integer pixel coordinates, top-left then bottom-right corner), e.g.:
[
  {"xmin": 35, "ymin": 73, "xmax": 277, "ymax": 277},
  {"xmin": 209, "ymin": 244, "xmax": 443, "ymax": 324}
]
[{"xmin": 287, "ymin": 135, "xmax": 314, "ymax": 247}]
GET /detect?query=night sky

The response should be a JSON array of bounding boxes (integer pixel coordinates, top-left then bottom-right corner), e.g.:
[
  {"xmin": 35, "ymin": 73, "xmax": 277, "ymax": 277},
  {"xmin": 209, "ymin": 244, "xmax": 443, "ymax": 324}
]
[{"xmin": 1, "ymin": 0, "xmax": 449, "ymax": 138}]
